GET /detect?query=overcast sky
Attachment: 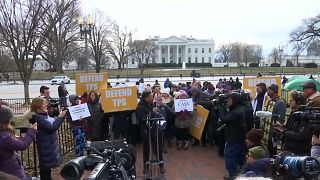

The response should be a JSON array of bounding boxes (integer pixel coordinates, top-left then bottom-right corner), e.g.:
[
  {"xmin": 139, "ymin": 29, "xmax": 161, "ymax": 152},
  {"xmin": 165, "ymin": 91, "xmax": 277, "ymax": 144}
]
[{"xmin": 81, "ymin": 0, "xmax": 320, "ymax": 57}]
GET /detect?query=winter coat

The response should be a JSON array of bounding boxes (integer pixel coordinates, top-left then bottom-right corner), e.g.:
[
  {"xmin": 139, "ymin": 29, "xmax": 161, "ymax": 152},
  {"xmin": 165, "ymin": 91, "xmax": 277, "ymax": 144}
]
[
  {"xmin": 86, "ymin": 99, "xmax": 104, "ymax": 140},
  {"xmin": 219, "ymin": 105, "xmax": 247, "ymax": 144},
  {"xmin": 0, "ymin": 129, "xmax": 36, "ymax": 180},
  {"xmin": 35, "ymin": 114, "xmax": 64, "ymax": 169},
  {"xmin": 306, "ymin": 92, "xmax": 320, "ymax": 108},
  {"xmin": 58, "ymin": 85, "xmax": 68, "ymax": 98},
  {"xmin": 282, "ymin": 112, "xmax": 313, "ymax": 155},
  {"xmin": 137, "ymin": 100, "xmax": 156, "ymax": 140}
]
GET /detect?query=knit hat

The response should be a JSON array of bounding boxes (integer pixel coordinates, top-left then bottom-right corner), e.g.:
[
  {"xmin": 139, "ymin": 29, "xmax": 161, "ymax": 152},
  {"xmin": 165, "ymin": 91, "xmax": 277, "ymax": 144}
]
[
  {"xmin": 246, "ymin": 129, "xmax": 263, "ymax": 146},
  {"xmin": 248, "ymin": 146, "xmax": 267, "ymax": 159},
  {"xmin": 0, "ymin": 105, "xmax": 14, "ymax": 125},
  {"xmin": 268, "ymin": 84, "xmax": 279, "ymax": 93},
  {"xmin": 178, "ymin": 90, "xmax": 188, "ymax": 98},
  {"xmin": 69, "ymin": 94, "xmax": 80, "ymax": 104}
]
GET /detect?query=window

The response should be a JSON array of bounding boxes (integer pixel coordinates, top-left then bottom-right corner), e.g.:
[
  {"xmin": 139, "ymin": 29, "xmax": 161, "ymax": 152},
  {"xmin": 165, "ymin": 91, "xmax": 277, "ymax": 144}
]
[
  {"xmin": 195, "ymin": 57, "xmax": 198, "ymax": 63},
  {"xmin": 202, "ymin": 57, "xmax": 205, "ymax": 63},
  {"xmin": 188, "ymin": 48, "xmax": 191, "ymax": 53},
  {"xmin": 178, "ymin": 48, "xmax": 181, "ymax": 54},
  {"xmin": 41, "ymin": 63, "xmax": 43, "ymax": 67},
  {"xmin": 209, "ymin": 57, "xmax": 212, "ymax": 63},
  {"xmin": 209, "ymin": 48, "xmax": 212, "ymax": 53},
  {"xmin": 170, "ymin": 59, "xmax": 173, "ymax": 63},
  {"xmin": 188, "ymin": 57, "xmax": 191, "ymax": 63},
  {"xmin": 131, "ymin": 58, "xmax": 134, "ymax": 64},
  {"xmin": 195, "ymin": 48, "xmax": 198, "ymax": 53},
  {"xmin": 162, "ymin": 58, "xmax": 165, "ymax": 63},
  {"xmin": 202, "ymin": 48, "xmax": 204, "ymax": 53},
  {"xmin": 162, "ymin": 48, "xmax": 165, "ymax": 54},
  {"xmin": 179, "ymin": 57, "xmax": 182, "ymax": 64}
]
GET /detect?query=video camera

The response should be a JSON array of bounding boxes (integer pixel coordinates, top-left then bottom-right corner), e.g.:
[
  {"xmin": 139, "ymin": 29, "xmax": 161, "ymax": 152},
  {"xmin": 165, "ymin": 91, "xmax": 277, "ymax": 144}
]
[
  {"xmin": 60, "ymin": 140, "xmax": 136, "ymax": 180},
  {"xmin": 272, "ymin": 151, "xmax": 320, "ymax": 180},
  {"xmin": 47, "ymin": 98, "xmax": 60, "ymax": 117},
  {"xmin": 291, "ymin": 106, "xmax": 320, "ymax": 135}
]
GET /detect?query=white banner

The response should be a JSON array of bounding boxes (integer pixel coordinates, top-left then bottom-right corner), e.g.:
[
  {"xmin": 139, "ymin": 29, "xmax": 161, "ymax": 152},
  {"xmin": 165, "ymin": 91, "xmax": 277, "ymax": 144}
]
[
  {"xmin": 67, "ymin": 103, "xmax": 91, "ymax": 121},
  {"xmin": 174, "ymin": 98, "xmax": 193, "ymax": 112}
]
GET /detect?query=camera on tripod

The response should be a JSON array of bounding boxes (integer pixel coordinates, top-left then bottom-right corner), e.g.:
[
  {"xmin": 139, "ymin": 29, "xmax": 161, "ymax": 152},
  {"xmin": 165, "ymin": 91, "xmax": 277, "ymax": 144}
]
[
  {"xmin": 273, "ymin": 151, "xmax": 320, "ymax": 179},
  {"xmin": 60, "ymin": 140, "xmax": 136, "ymax": 180}
]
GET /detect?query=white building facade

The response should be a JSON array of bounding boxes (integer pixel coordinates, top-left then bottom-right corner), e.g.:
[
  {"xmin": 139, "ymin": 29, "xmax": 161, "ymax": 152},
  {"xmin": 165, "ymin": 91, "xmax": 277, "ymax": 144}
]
[
  {"xmin": 260, "ymin": 55, "xmax": 320, "ymax": 67},
  {"xmin": 128, "ymin": 36, "xmax": 215, "ymax": 68}
]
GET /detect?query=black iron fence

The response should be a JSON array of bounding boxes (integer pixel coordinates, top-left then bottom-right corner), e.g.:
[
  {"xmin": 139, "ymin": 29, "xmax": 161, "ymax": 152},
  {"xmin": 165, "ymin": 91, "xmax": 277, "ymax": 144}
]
[{"xmin": 3, "ymin": 97, "xmax": 75, "ymax": 177}]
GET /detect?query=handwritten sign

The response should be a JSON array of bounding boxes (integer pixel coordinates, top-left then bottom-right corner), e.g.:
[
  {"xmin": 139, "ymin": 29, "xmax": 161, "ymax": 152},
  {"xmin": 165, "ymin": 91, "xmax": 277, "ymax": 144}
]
[
  {"xmin": 243, "ymin": 76, "xmax": 282, "ymax": 97},
  {"xmin": 100, "ymin": 86, "xmax": 138, "ymax": 112},
  {"xmin": 67, "ymin": 103, "xmax": 91, "ymax": 121},
  {"xmin": 174, "ymin": 98, "xmax": 193, "ymax": 112},
  {"xmin": 75, "ymin": 72, "xmax": 108, "ymax": 95},
  {"xmin": 190, "ymin": 105, "xmax": 209, "ymax": 140}
]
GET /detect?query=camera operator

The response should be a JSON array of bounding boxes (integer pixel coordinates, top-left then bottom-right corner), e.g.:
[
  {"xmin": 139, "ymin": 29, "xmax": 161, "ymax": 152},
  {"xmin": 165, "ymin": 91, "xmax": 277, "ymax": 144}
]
[
  {"xmin": 39, "ymin": 86, "xmax": 51, "ymax": 99},
  {"xmin": 301, "ymin": 80, "xmax": 320, "ymax": 108},
  {"xmin": 252, "ymin": 83, "xmax": 268, "ymax": 128},
  {"xmin": 137, "ymin": 91, "xmax": 165, "ymax": 175},
  {"xmin": 219, "ymin": 93, "xmax": 247, "ymax": 180},
  {"xmin": 275, "ymin": 91, "xmax": 313, "ymax": 155}
]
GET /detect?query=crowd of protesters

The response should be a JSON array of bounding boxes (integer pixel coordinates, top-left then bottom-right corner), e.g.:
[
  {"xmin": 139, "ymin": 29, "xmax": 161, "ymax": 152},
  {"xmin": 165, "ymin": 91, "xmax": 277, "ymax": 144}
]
[{"xmin": 1, "ymin": 75, "xmax": 320, "ymax": 179}]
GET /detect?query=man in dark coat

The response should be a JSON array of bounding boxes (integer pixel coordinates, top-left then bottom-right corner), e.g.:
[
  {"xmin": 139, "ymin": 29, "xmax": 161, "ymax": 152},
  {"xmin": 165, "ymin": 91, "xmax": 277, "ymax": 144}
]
[
  {"xmin": 58, "ymin": 82, "xmax": 69, "ymax": 108},
  {"xmin": 137, "ymin": 91, "xmax": 165, "ymax": 175},
  {"xmin": 219, "ymin": 93, "xmax": 247, "ymax": 180}
]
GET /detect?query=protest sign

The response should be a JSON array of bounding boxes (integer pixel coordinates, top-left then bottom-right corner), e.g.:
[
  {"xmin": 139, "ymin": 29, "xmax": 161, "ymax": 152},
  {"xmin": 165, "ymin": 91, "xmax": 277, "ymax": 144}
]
[
  {"xmin": 243, "ymin": 76, "xmax": 282, "ymax": 97},
  {"xmin": 75, "ymin": 72, "xmax": 108, "ymax": 95},
  {"xmin": 100, "ymin": 86, "xmax": 138, "ymax": 112},
  {"xmin": 174, "ymin": 98, "xmax": 193, "ymax": 112},
  {"xmin": 67, "ymin": 103, "xmax": 91, "ymax": 121},
  {"xmin": 190, "ymin": 105, "xmax": 209, "ymax": 140}
]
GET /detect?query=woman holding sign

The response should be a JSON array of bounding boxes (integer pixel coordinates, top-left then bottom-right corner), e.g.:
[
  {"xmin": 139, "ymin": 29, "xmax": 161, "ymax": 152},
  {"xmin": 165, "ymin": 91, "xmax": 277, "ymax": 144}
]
[
  {"xmin": 86, "ymin": 91, "xmax": 104, "ymax": 141},
  {"xmin": 66, "ymin": 94, "xmax": 87, "ymax": 157}
]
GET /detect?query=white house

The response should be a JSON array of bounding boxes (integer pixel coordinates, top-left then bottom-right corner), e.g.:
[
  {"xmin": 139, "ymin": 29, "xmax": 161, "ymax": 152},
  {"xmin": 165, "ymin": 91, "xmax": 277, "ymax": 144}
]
[
  {"xmin": 33, "ymin": 58, "xmax": 50, "ymax": 71},
  {"xmin": 127, "ymin": 35, "xmax": 215, "ymax": 68},
  {"xmin": 260, "ymin": 55, "xmax": 320, "ymax": 67}
]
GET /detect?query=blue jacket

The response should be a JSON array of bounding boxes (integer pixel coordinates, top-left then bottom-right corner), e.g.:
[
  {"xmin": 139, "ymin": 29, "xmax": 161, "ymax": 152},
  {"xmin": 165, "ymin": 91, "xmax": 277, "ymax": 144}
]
[
  {"xmin": 0, "ymin": 128, "xmax": 36, "ymax": 180},
  {"xmin": 35, "ymin": 114, "xmax": 64, "ymax": 169},
  {"xmin": 243, "ymin": 158, "xmax": 270, "ymax": 177}
]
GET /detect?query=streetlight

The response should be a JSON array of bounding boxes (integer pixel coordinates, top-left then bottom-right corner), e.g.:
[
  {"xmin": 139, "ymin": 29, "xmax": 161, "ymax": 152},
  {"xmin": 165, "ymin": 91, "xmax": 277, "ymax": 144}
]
[
  {"xmin": 78, "ymin": 15, "xmax": 93, "ymax": 73},
  {"xmin": 279, "ymin": 43, "xmax": 284, "ymax": 75}
]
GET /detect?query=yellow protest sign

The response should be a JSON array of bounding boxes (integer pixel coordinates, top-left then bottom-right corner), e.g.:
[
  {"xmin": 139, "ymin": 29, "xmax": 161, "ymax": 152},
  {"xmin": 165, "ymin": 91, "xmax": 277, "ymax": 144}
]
[
  {"xmin": 100, "ymin": 86, "xmax": 138, "ymax": 112},
  {"xmin": 243, "ymin": 76, "xmax": 282, "ymax": 97},
  {"xmin": 75, "ymin": 73, "xmax": 108, "ymax": 95},
  {"xmin": 190, "ymin": 105, "xmax": 209, "ymax": 140}
]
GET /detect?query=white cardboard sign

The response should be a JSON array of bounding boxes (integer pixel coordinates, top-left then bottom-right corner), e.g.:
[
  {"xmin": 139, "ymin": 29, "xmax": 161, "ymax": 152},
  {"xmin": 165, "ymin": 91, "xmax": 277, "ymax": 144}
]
[
  {"xmin": 174, "ymin": 98, "xmax": 193, "ymax": 112},
  {"xmin": 68, "ymin": 103, "xmax": 91, "ymax": 121}
]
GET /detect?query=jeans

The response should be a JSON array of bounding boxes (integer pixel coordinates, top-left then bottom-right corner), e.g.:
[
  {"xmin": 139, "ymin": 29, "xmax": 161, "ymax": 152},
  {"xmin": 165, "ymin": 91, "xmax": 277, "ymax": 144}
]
[{"xmin": 224, "ymin": 142, "xmax": 246, "ymax": 177}]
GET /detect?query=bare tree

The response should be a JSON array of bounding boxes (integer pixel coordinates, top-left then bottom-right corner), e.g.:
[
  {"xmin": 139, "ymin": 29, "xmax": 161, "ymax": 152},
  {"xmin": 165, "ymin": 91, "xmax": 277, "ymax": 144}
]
[
  {"xmin": 215, "ymin": 43, "xmax": 232, "ymax": 63},
  {"xmin": 130, "ymin": 39, "xmax": 155, "ymax": 75},
  {"xmin": 105, "ymin": 22, "xmax": 132, "ymax": 69},
  {"xmin": 252, "ymin": 45, "xmax": 263, "ymax": 64},
  {"xmin": 291, "ymin": 41, "xmax": 305, "ymax": 66},
  {"xmin": 290, "ymin": 14, "xmax": 320, "ymax": 49},
  {"xmin": 89, "ymin": 10, "xmax": 112, "ymax": 73},
  {"xmin": 269, "ymin": 48, "xmax": 280, "ymax": 64},
  {"xmin": 40, "ymin": 0, "xmax": 80, "ymax": 73},
  {"xmin": 0, "ymin": 0, "xmax": 71, "ymax": 102}
]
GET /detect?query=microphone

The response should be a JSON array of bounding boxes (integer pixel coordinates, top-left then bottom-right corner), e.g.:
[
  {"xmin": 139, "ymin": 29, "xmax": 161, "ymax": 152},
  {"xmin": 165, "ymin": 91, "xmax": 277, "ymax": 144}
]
[{"xmin": 256, "ymin": 111, "xmax": 272, "ymax": 118}]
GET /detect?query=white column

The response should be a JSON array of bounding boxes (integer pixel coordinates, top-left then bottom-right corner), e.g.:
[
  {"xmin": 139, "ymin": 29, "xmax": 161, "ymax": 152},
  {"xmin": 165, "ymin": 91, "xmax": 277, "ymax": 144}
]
[
  {"xmin": 176, "ymin": 45, "xmax": 179, "ymax": 64},
  {"xmin": 184, "ymin": 46, "xmax": 188, "ymax": 62},
  {"xmin": 158, "ymin": 45, "xmax": 161, "ymax": 63},
  {"xmin": 167, "ymin": 45, "xmax": 170, "ymax": 63}
]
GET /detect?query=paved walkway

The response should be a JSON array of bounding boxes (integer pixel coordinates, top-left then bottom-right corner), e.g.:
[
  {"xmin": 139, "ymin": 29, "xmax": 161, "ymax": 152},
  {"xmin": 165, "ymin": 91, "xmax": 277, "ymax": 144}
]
[{"xmin": 53, "ymin": 143, "xmax": 227, "ymax": 180}]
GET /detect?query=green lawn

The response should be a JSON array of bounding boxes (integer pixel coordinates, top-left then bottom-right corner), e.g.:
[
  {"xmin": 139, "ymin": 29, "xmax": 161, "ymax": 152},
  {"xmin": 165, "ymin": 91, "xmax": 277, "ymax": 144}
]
[{"xmin": 5, "ymin": 67, "xmax": 320, "ymax": 81}]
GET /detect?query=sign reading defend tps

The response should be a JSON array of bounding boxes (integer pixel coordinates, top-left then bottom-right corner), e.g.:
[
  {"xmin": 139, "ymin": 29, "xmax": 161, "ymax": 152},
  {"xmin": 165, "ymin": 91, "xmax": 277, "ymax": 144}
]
[
  {"xmin": 100, "ymin": 86, "xmax": 138, "ymax": 113},
  {"xmin": 75, "ymin": 73, "xmax": 108, "ymax": 95},
  {"xmin": 243, "ymin": 76, "xmax": 282, "ymax": 97}
]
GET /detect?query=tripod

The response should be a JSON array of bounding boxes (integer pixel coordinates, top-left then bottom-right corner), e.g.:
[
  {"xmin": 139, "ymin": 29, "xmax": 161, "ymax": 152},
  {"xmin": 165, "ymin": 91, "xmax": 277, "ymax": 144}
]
[{"xmin": 144, "ymin": 115, "xmax": 166, "ymax": 180}]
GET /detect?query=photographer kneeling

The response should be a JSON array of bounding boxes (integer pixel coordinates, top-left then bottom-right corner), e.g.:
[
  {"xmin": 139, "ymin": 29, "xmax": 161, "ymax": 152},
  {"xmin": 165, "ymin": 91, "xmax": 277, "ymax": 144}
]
[{"xmin": 219, "ymin": 93, "xmax": 247, "ymax": 180}]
